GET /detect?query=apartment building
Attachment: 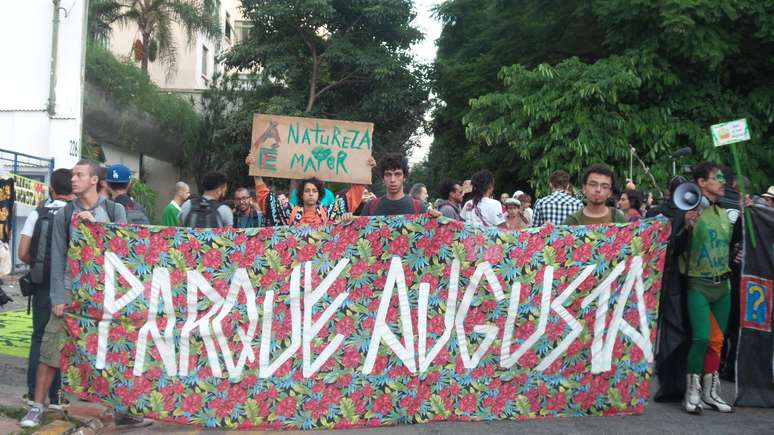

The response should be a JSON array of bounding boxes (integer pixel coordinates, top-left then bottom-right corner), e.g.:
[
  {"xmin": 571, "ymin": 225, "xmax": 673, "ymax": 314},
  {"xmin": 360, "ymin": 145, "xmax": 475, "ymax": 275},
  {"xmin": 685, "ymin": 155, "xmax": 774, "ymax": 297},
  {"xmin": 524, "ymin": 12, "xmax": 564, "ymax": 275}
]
[{"xmin": 107, "ymin": 0, "xmax": 246, "ymax": 100}]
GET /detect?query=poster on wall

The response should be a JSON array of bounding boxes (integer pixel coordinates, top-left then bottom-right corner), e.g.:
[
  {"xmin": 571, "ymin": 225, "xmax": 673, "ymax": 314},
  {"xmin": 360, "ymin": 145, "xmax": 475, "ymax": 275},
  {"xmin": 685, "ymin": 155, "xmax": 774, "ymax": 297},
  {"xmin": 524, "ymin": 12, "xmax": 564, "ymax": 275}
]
[
  {"xmin": 10, "ymin": 173, "xmax": 46, "ymax": 208},
  {"xmin": 61, "ymin": 217, "xmax": 669, "ymax": 429},
  {"xmin": 0, "ymin": 178, "xmax": 15, "ymax": 242}
]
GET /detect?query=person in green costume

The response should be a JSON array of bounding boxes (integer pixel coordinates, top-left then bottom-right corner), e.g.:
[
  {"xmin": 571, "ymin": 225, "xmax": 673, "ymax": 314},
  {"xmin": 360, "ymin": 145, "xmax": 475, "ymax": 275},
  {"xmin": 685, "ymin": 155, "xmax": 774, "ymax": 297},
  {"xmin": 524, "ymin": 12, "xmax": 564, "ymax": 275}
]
[{"xmin": 678, "ymin": 161, "xmax": 734, "ymax": 414}]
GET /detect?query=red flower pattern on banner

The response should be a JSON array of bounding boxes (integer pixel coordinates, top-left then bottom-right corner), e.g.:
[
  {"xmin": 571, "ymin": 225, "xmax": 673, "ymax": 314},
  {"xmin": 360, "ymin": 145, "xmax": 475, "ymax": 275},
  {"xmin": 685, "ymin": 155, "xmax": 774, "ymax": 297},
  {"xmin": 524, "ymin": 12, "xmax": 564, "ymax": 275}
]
[{"xmin": 60, "ymin": 216, "xmax": 669, "ymax": 429}]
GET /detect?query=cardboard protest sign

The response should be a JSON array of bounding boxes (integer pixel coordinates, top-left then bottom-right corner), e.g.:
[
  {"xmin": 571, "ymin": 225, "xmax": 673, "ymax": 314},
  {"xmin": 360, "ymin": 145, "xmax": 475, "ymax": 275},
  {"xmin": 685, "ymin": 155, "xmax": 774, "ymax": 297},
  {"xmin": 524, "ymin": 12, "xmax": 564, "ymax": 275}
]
[
  {"xmin": 247, "ymin": 114, "xmax": 373, "ymax": 184},
  {"xmin": 61, "ymin": 217, "xmax": 669, "ymax": 429}
]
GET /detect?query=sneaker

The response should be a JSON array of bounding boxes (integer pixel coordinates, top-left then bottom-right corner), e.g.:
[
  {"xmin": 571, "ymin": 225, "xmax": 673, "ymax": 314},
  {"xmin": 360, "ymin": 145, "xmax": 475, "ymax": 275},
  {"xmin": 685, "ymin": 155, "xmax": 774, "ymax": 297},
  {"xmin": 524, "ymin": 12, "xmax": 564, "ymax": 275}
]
[
  {"xmin": 49, "ymin": 397, "xmax": 70, "ymax": 411},
  {"xmin": 19, "ymin": 405, "xmax": 44, "ymax": 428},
  {"xmin": 114, "ymin": 413, "xmax": 152, "ymax": 429}
]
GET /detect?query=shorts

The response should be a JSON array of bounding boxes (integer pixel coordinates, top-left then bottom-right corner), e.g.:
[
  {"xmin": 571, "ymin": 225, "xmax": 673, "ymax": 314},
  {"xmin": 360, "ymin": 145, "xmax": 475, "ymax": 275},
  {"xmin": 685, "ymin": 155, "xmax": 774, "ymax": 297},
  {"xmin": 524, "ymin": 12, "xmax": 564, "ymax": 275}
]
[
  {"xmin": 39, "ymin": 315, "xmax": 66, "ymax": 369},
  {"xmin": 686, "ymin": 277, "xmax": 731, "ymax": 303}
]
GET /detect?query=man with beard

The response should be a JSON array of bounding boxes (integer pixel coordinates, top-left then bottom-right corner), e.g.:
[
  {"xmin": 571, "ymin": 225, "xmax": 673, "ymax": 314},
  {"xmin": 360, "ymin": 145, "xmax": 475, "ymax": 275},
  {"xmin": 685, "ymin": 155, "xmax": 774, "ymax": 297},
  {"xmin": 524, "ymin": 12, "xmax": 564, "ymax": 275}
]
[
  {"xmin": 678, "ymin": 161, "xmax": 734, "ymax": 414},
  {"xmin": 233, "ymin": 187, "xmax": 263, "ymax": 228},
  {"xmin": 436, "ymin": 179, "xmax": 464, "ymax": 220},
  {"xmin": 563, "ymin": 164, "xmax": 627, "ymax": 225}
]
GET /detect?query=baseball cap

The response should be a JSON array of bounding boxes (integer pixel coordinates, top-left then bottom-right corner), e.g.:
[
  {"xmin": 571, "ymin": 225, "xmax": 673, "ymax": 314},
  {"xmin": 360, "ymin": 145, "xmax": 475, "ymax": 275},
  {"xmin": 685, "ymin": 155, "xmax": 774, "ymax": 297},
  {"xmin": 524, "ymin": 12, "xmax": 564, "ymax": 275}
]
[
  {"xmin": 513, "ymin": 190, "xmax": 525, "ymax": 198},
  {"xmin": 106, "ymin": 164, "xmax": 131, "ymax": 184},
  {"xmin": 762, "ymin": 186, "xmax": 774, "ymax": 199}
]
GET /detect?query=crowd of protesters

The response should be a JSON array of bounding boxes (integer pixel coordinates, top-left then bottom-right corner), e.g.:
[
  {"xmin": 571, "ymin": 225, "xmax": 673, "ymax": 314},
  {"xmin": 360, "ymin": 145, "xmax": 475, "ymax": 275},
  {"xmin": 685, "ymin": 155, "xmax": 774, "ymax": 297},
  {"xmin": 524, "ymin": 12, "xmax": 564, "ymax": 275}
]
[{"xmin": 13, "ymin": 151, "xmax": 774, "ymax": 428}]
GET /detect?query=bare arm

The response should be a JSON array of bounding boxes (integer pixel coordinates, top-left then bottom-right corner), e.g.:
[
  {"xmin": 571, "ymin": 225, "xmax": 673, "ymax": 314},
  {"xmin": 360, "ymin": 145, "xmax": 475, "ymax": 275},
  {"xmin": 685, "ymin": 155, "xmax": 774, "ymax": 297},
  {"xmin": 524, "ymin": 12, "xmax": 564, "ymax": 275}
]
[{"xmin": 17, "ymin": 235, "xmax": 32, "ymax": 264}]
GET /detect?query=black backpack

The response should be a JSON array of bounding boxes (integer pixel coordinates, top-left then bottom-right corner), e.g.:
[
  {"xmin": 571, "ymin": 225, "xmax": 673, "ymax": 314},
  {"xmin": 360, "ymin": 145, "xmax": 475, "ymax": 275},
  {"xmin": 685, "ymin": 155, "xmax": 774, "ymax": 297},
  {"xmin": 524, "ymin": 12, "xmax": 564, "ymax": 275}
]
[
  {"xmin": 183, "ymin": 197, "xmax": 224, "ymax": 228},
  {"xmin": 114, "ymin": 194, "xmax": 150, "ymax": 225},
  {"xmin": 28, "ymin": 205, "xmax": 63, "ymax": 285}
]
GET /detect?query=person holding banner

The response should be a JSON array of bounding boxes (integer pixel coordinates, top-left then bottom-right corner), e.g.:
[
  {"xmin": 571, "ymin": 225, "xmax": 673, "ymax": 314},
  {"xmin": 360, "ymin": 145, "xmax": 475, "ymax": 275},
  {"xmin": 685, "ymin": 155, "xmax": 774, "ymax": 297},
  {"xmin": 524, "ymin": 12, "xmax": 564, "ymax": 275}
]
[
  {"xmin": 252, "ymin": 156, "xmax": 376, "ymax": 225},
  {"xmin": 678, "ymin": 161, "xmax": 734, "ymax": 414},
  {"xmin": 360, "ymin": 154, "xmax": 441, "ymax": 217},
  {"xmin": 563, "ymin": 164, "xmax": 627, "ymax": 225},
  {"xmin": 20, "ymin": 160, "xmax": 151, "ymax": 429}
]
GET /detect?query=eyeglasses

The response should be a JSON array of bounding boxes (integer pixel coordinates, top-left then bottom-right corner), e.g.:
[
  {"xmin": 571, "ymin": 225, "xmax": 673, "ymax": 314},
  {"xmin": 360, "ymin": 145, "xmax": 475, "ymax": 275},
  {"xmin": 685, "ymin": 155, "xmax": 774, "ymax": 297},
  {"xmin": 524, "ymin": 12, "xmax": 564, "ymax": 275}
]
[
  {"xmin": 586, "ymin": 182, "xmax": 612, "ymax": 191},
  {"xmin": 709, "ymin": 172, "xmax": 726, "ymax": 183},
  {"xmin": 235, "ymin": 197, "xmax": 250, "ymax": 202}
]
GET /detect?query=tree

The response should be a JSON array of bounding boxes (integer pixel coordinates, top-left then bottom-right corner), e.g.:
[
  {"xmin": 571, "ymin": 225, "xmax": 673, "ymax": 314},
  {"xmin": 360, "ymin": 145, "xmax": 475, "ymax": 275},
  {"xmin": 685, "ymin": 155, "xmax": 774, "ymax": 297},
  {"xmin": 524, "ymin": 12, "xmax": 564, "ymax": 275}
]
[
  {"xmin": 225, "ymin": 0, "xmax": 430, "ymax": 157},
  {"xmin": 89, "ymin": 0, "xmax": 221, "ymax": 74},
  {"xmin": 185, "ymin": 72, "xmax": 267, "ymax": 192},
  {"xmin": 426, "ymin": 0, "xmax": 607, "ymax": 196},
  {"xmin": 460, "ymin": 0, "xmax": 774, "ymax": 196}
]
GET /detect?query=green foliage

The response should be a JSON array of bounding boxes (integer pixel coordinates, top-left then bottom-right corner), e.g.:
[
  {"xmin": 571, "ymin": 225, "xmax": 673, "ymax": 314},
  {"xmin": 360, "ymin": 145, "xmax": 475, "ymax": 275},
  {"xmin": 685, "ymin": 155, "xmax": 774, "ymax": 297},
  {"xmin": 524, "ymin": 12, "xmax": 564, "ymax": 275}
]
[
  {"xmin": 225, "ymin": 0, "xmax": 431, "ymax": 158},
  {"xmin": 434, "ymin": 0, "xmax": 774, "ymax": 197},
  {"xmin": 185, "ymin": 72, "xmax": 255, "ymax": 191},
  {"xmin": 85, "ymin": 44, "xmax": 200, "ymax": 150},
  {"xmin": 427, "ymin": 0, "xmax": 608, "ymax": 195},
  {"xmin": 81, "ymin": 142, "xmax": 105, "ymax": 162},
  {"xmin": 130, "ymin": 177, "xmax": 158, "ymax": 223}
]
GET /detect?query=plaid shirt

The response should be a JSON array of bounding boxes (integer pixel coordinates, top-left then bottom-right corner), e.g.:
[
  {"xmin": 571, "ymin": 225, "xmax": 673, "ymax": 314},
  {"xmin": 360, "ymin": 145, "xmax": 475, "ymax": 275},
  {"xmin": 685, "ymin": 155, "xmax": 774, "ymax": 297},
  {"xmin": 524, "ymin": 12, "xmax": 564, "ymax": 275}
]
[{"xmin": 532, "ymin": 191, "xmax": 583, "ymax": 226}]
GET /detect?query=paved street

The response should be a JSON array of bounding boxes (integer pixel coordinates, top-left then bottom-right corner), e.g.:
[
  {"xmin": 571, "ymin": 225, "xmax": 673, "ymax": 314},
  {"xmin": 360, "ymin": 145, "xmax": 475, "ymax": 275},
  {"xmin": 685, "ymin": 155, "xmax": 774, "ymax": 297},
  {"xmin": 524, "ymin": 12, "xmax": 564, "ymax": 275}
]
[{"xmin": 1, "ymin": 277, "xmax": 773, "ymax": 434}]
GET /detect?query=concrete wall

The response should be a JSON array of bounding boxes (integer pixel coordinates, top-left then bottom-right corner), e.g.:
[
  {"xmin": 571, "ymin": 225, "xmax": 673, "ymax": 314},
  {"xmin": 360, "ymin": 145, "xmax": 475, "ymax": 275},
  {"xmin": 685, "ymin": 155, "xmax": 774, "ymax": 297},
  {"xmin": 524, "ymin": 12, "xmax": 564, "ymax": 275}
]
[
  {"xmin": 0, "ymin": 0, "xmax": 87, "ymax": 170},
  {"xmin": 101, "ymin": 144, "xmax": 141, "ymax": 174},
  {"xmin": 142, "ymin": 155, "xmax": 181, "ymax": 222}
]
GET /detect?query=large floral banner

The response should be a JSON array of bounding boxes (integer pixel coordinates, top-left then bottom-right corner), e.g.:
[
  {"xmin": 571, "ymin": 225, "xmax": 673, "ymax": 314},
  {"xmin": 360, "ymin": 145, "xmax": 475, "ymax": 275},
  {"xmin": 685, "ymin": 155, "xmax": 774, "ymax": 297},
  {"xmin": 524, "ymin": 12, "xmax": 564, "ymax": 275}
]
[{"xmin": 61, "ymin": 216, "xmax": 669, "ymax": 430}]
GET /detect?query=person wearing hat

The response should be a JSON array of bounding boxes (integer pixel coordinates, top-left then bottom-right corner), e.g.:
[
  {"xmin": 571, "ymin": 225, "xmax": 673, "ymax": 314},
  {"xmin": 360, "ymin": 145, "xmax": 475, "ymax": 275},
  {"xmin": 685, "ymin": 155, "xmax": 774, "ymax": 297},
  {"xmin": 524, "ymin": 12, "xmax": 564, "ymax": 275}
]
[
  {"xmin": 514, "ymin": 191, "xmax": 533, "ymax": 226},
  {"xmin": 500, "ymin": 197, "xmax": 525, "ymax": 231},
  {"xmin": 105, "ymin": 164, "xmax": 150, "ymax": 224},
  {"xmin": 762, "ymin": 186, "xmax": 774, "ymax": 208}
]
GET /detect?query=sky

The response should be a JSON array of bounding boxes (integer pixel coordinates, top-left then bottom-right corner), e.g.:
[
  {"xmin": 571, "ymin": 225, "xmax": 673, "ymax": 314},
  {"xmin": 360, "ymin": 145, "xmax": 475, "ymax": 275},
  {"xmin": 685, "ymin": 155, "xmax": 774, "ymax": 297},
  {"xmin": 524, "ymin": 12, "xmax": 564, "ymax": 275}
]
[{"xmin": 408, "ymin": 0, "xmax": 443, "ymax": 165}]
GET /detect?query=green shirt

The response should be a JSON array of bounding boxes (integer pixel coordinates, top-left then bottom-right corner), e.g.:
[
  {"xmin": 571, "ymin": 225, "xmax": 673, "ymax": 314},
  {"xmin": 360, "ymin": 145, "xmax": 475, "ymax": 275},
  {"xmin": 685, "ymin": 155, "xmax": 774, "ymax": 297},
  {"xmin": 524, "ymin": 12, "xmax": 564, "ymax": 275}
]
[
  {"xmin": 679, "ymin": 205, "xmax": 731, "ymax": 278},
  {"xmin": 563, "ymin": 207, "xmax": 627, "ymax": 225},
  {"xmin": 161, "ymin": 201, "xmax": 181, "ymax": 226}
]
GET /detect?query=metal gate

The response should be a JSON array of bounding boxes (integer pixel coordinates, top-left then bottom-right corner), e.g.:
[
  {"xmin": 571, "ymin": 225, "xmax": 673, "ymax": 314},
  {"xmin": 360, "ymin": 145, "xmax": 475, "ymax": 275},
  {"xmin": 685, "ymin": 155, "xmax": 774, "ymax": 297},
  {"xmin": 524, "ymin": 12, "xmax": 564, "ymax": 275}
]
[{"xmin": 0, "ymin": 148, "xmax": 55, "ymax": 270}]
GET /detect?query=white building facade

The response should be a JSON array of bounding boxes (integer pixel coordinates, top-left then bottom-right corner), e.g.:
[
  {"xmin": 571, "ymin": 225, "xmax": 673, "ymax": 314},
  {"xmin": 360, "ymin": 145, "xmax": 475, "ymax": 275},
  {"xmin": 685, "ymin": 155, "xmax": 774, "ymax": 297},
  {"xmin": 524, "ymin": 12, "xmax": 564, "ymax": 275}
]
[
  {"xmin": 0, "ymin": 0, "xmax": 88, "ymax": 172},
  {"xmin": 0, "ymin": 0, "xmax": 89, "ymax": 269},
  {"xmin": 108, "ymin": 0, "xmax": 245, "ymax": 99}
]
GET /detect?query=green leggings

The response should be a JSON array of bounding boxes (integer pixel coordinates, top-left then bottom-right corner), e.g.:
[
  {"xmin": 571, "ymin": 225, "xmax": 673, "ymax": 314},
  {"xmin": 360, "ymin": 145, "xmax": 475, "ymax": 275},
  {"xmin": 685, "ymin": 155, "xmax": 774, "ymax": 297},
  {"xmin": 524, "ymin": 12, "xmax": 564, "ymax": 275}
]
[{"xmin": 686, "ymin": 287, "xmax": 731, "ymax": 374}]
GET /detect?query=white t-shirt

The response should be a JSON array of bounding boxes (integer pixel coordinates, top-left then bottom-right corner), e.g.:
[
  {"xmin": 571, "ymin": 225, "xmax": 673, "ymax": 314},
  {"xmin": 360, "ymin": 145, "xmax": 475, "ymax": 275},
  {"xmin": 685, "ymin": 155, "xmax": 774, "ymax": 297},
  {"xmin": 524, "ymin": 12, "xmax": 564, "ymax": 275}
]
[
  {"xmin": 20, "ymin": 200, "xmax": 69, "ymax": 237},
  {"xmin": 461, "ymin": 197, "xmax": 506, "ymax": 227},
  {"xmin": 523, "ymin": 207, "xmax": 534, "ymax": 226}
]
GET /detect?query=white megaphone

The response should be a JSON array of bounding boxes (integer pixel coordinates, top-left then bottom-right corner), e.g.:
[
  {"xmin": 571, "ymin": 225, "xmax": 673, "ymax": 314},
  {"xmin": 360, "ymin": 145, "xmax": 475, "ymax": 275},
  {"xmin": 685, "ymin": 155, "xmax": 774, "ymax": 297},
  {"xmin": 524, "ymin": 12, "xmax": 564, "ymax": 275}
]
[{"xmin": 673, "ymin": 182, "xmax": 710, "ymax": 211}]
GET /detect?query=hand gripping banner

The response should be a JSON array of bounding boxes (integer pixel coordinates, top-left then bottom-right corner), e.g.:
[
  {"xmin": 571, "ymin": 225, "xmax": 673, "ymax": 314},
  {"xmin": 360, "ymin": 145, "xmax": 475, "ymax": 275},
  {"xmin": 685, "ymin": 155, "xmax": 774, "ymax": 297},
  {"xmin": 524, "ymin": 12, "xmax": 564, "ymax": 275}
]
[{"xmin": 61, "ymin": 216, "xmax": 669, "ymax": 429}]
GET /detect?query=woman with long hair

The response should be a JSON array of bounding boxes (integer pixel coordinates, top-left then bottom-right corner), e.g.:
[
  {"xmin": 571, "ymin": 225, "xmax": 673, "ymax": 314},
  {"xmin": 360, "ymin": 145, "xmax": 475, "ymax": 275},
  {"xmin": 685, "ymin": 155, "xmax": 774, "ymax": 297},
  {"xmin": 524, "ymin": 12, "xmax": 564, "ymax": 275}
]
[
  {"xmin": 249, "ymin": 156, "xmax": 375, "ymax": 226},
  {"xmin": 618, "ymin": 189, "xmax": 643, "ymax": 222},
  {"xmin": 460, "ymin": 170, "xmax": 505, "ymax": 227}
]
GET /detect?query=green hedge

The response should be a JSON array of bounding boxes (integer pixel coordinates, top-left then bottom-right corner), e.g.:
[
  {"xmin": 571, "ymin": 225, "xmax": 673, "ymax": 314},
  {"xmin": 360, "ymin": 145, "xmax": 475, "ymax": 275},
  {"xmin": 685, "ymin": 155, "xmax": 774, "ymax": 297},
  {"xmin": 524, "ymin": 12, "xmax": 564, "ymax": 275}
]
[{"xmin": 85, "ymin": 45, "xmax": 200, "ymax": 145}]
